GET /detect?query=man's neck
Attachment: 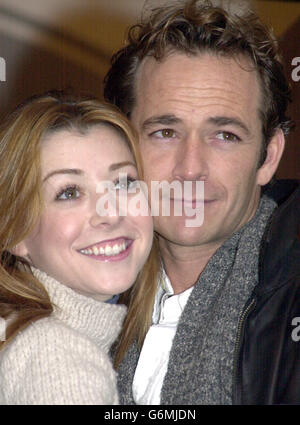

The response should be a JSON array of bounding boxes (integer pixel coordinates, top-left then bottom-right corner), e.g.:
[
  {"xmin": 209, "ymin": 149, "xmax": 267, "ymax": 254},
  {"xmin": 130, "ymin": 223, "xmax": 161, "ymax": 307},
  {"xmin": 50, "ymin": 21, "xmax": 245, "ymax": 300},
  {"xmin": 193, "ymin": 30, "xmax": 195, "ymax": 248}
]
[{"xmin": 159, "ymin": 238, "xmax": 222, "ymax": 295}]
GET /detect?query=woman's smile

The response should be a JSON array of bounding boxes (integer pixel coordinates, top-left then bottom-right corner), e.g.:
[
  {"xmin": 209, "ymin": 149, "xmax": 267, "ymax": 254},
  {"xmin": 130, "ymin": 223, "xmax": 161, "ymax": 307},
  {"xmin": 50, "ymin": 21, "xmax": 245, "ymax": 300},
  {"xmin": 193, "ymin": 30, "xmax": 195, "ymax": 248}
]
[{"xmin": 78, "ymin": 237, "xmax": 133, "ymax": 261}]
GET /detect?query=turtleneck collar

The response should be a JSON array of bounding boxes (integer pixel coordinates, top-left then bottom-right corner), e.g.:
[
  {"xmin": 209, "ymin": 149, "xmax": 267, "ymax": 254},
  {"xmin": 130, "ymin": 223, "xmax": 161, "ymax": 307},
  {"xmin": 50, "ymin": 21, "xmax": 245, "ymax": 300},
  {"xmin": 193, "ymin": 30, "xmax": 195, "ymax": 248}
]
[{"xmin": 31, "ymin": 267, "xmax": 127, "ymax": 353}]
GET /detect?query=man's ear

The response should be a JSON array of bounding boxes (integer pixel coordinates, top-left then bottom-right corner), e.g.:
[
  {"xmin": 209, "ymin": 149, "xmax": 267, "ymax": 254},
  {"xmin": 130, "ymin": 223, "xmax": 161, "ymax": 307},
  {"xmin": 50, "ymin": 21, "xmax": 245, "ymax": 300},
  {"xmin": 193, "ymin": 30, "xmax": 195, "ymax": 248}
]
[{"xmin": 256, "ymin": 129, "xmax": 285, "ymax": 186}]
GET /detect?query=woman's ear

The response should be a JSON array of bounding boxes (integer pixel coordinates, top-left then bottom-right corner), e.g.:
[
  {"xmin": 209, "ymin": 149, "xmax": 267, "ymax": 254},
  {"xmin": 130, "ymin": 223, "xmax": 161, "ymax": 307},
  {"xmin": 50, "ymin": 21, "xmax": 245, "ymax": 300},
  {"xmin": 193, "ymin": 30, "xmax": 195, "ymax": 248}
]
[
  {"xmin": 256, "ymin": 129, "xmax": 285, "ymax": 186},
  {"xmin": 9, "ymin": 241, "xmax": 29, "ymax": 258}
]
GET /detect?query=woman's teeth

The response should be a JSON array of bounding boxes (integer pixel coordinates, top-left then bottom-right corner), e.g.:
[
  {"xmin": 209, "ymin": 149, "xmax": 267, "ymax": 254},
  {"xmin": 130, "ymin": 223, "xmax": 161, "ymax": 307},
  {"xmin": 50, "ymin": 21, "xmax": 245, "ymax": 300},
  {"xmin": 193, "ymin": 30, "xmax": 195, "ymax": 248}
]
[{"xmin": 80, "ymin": 241, "xmax": 127, "ymax": 257}]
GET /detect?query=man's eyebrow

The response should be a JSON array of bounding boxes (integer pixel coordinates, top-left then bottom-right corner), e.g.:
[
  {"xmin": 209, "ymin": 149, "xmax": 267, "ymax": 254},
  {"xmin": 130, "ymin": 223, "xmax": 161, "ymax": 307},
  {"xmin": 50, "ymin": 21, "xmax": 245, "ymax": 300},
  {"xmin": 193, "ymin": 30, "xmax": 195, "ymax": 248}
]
[
  {"xmin": 141, "ymin": 114, "xmax": 250, "ymax": 135},
  {"xmin": 109, "ymin": 161, "xmax": 137, "ymax": 171},
  {"xmin": 43, "ymin": 168, "xmax": 82, "ymax": 182},
  {"xmin": 142, "ymin": 114, "xmax": 181, "ymax": 131},
  {"xmin": 207, "ymin": 116, "xmax": 250, "ymax": 136}
]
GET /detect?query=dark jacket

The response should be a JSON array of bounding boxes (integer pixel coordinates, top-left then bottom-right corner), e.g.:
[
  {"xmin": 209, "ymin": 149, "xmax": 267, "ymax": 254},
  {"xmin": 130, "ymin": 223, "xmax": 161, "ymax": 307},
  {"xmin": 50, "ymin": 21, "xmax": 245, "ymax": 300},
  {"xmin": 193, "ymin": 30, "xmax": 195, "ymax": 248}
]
[
  {"xmin": 233, "ymin": 179, "xmax": 300, "ymax": 404},
  {"xmin": 117, "ymin": 180, "xmax": 300, "ymax": 405}
]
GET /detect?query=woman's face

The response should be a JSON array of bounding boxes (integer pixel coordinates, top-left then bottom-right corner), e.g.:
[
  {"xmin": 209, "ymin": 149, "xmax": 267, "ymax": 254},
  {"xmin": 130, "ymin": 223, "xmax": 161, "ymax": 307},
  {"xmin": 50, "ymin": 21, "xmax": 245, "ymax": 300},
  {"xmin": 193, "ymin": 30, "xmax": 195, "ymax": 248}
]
[{"xmin": 17, "ymin": 125, "xmax": 153, "ymax": 301}]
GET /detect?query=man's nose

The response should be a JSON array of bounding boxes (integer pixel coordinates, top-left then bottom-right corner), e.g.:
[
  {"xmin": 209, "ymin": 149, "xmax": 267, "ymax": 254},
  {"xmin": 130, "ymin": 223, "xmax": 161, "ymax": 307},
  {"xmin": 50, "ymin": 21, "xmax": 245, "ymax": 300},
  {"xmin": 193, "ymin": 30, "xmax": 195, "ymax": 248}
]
[{"xmin": 172, "ymin": 135, "xmax": 209, "ymax": 182}]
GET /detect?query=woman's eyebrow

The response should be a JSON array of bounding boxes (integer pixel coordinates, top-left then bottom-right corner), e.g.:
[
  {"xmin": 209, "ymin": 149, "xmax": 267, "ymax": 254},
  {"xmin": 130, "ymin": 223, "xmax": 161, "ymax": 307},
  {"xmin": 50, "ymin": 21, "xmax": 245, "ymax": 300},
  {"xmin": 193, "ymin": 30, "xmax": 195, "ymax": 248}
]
[
  {"xmin": 43, "ymin": 168, "xmax": 82, "ymax": 182},
  {"xmin": 43, "ymin": 162, "xmax": 136, "ymax": 182},
  {"xmin": 109, "ymin": 161, "xmax": 136, "ymax": 171}
]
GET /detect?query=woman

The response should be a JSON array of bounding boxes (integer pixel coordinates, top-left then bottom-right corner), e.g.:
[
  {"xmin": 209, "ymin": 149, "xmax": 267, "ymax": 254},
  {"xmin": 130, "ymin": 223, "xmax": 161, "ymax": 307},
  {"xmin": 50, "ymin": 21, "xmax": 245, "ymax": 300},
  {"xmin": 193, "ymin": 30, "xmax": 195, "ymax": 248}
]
[{"xmin": 0, "ymin": 92, "xmax": 158, "ymax": 404}]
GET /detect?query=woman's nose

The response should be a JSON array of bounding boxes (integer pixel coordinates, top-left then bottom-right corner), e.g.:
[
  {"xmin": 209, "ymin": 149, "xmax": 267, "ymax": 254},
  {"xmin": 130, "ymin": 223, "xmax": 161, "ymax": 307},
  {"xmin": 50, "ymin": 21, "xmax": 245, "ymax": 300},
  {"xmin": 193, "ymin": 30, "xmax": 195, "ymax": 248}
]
[{"xmin": 89, "ymin": 190, "xmax": 123, "ymax": 228}]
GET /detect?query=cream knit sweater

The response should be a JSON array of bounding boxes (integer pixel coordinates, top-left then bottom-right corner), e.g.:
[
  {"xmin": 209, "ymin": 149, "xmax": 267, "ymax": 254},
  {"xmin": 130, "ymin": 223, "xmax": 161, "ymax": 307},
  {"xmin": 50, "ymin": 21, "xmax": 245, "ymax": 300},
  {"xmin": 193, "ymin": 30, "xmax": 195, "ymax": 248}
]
[{"xmin": 0, "ymin": 268, "xmax": 127, "ymax": 405}]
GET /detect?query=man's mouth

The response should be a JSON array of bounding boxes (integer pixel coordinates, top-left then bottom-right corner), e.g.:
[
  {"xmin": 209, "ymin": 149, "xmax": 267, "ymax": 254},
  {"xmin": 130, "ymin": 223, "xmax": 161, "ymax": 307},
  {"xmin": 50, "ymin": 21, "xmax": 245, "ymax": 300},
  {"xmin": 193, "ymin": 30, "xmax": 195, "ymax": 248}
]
[
  {"xmin": 171, "ymin": 198, "xmax": 210, "ymax": 207},
  {"xmin": 79, "ymin": 237, "xmax": 132, "ymax": 257}
]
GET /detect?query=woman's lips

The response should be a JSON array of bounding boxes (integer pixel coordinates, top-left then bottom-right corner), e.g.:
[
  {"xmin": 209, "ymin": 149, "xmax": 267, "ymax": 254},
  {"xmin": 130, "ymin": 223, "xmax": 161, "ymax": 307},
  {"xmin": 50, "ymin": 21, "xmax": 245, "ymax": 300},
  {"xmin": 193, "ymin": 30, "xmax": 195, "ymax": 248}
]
[{"xmin": 78, "ymin": 237, "xmax": 133, "ymax": 262}]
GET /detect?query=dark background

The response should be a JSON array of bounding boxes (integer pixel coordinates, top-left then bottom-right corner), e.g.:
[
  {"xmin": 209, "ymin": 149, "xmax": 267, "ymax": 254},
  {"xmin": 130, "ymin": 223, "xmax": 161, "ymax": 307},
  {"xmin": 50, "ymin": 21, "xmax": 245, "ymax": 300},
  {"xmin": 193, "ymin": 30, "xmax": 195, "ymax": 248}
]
[{"xmin": 0, "ymin": 0, "xmax": 299, "ymax": 179}]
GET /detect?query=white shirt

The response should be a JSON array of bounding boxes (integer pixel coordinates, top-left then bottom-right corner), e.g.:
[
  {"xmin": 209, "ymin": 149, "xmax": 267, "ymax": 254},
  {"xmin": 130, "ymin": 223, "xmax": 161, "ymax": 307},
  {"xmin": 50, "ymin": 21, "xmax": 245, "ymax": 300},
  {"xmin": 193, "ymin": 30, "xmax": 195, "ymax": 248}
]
[{"xmin": 132, "ymin": 269, "xmax": 193, "ymax": 405}]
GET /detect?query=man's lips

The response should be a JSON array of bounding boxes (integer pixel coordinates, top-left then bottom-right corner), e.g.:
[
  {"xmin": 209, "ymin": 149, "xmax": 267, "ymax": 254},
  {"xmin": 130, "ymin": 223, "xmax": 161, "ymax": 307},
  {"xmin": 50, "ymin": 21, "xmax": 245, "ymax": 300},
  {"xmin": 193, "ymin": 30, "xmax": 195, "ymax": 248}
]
[
  {"xmin": 78, "ymin": 237, "xmax": 133, "ymax": 257},
  {"xmin": 171, "ymin": 198, "xmax": 214, "ymax": 206}
]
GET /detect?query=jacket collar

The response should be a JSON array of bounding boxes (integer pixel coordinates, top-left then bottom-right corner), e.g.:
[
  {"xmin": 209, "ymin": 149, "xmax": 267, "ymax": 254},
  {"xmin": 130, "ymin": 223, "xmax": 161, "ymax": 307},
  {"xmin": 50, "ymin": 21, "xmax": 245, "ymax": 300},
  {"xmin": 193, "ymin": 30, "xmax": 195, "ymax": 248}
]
[{"xmin": 257, "ymin": 180, "xmax": 300, "ymax": 294}]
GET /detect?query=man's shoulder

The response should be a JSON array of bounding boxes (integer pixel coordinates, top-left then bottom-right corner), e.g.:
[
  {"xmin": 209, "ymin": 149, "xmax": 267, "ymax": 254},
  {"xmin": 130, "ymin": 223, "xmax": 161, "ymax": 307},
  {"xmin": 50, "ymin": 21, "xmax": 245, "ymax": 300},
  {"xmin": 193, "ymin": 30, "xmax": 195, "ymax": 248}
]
[
  {"xmin": 265, "ymin": 179, "xmax": 300, "ymax": 226},
  {"xmin": 259, "ymin": 179, "xmax": 300, "ymax": 291},
  {"xmin": 263, "ymin": 179, "xmax": 300, "ymax": 206}
]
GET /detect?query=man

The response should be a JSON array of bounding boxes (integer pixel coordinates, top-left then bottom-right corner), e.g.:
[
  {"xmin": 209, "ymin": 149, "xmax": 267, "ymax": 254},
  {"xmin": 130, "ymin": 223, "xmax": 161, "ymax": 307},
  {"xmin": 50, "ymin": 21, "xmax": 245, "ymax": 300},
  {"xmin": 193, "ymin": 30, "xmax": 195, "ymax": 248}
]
[{"xmin": 104, "ymin": 0, "xmax": 300, "ymax": 404}]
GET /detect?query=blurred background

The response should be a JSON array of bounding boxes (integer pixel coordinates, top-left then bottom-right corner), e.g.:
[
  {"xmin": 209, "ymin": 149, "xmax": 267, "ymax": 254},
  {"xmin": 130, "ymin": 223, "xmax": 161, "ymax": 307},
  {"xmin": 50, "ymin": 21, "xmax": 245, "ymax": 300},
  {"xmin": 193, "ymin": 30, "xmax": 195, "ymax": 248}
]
[{"xmin": 0, "ymin": 0, "xmax": 299, "ymax": 179}]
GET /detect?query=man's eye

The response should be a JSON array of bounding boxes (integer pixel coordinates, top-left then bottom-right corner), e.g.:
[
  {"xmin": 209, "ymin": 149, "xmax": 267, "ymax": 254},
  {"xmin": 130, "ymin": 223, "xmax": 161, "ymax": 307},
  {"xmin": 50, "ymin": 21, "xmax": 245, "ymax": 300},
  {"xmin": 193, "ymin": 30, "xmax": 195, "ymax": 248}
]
[
  {"xmin": 56, "ymin": 186, "xmax": 80, "ymax": 201},
  {"xmin": 151, "ymin": 129, "xmax": 176, "ymax": 139},
  {"xmin": 215, "ymin": 131, "xmax": 241, "ymax": 142}
]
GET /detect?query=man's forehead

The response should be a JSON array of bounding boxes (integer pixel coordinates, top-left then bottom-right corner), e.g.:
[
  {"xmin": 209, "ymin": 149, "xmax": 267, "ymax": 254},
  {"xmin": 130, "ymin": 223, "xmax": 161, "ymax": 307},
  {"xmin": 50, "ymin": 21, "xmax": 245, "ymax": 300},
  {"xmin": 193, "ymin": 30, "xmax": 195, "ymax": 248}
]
[
  {"xmin": 136, "ymin": 51, "xmax": 259, "ymax": 91},
  {"xmin": 133, "ymin": 51, "xmax": 262, "ymax": 115}
]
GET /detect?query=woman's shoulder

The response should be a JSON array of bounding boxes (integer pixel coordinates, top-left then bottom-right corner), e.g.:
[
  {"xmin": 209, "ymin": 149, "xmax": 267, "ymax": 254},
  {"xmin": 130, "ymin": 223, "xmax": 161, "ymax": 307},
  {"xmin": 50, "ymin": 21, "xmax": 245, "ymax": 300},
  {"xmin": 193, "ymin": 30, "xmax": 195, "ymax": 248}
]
[
  {"xmin": 2, "ymin": 314, "xmax": 108, "ymax": 361},
  {"xmin": 0, "ymin": 315, "xmax": 119, "ymax": 404}
]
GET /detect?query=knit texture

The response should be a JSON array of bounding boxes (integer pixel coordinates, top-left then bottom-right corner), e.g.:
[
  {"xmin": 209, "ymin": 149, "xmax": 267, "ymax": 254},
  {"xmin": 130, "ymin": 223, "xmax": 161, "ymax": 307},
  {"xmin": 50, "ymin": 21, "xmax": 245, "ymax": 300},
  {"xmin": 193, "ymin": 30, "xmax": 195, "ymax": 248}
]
[
  {"xmin": 161, "ymin": 195, "xmax": 277, "ymax": 404},
  {"xmin": 0, "ymin": 269, "xmax": 127, "ymax": 405},
  {"xmin": 117, "ymin": 195, "xmax": 277, "ymax": 404}
]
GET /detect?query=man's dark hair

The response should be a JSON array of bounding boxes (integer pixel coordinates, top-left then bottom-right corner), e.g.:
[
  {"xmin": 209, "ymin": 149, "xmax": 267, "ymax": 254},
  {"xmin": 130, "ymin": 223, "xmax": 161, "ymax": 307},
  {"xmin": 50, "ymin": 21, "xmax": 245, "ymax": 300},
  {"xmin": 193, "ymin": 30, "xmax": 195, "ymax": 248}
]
[{"xmin": 104, "ymin": 0, "xmax": 292, "ymax": 158}]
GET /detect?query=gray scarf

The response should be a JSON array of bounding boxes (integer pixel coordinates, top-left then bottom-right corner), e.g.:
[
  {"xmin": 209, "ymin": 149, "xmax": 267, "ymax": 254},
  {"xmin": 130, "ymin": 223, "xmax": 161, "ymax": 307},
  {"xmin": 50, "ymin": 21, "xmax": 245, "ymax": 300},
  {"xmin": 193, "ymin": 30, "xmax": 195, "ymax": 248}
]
[{"xmin": 161, "ymin": 195, "xmax": 277, "ymax": 404}]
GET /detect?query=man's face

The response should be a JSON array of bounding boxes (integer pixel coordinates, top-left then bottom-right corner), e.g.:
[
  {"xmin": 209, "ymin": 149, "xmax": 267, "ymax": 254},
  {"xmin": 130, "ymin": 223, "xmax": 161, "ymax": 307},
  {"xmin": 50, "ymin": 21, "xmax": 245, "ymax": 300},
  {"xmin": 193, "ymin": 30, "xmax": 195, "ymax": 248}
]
[{"xmin": 131, "ymin": 52, "xmax": 281, "ymax": 250}]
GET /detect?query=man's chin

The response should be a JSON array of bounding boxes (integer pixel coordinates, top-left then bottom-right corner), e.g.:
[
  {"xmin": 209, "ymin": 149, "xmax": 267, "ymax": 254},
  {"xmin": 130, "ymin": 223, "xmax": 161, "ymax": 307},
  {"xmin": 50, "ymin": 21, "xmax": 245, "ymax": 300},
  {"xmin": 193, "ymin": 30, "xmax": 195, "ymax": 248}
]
[{"xmin": 156, "ymin": 226, "xmax": 210, "ymax": 248}]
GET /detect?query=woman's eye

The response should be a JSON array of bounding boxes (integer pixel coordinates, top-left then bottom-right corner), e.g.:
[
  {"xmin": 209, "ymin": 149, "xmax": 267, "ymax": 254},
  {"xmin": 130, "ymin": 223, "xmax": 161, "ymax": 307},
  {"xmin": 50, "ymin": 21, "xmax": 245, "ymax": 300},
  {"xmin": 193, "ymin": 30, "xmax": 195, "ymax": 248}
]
[
  {"xmin": 56, "ymin": 186, "xmax": 80, "ymax": 201},
  {"xmin": 215, "ymin": 131, "xmax": 241, "ymax": 143},
  {"xmin": 115, "ymin": 177, "xmax": 137, "ymax": 191},
  {"xmin": 151, "ymin": 129, "xmax": 176, "ymax": 139}
]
